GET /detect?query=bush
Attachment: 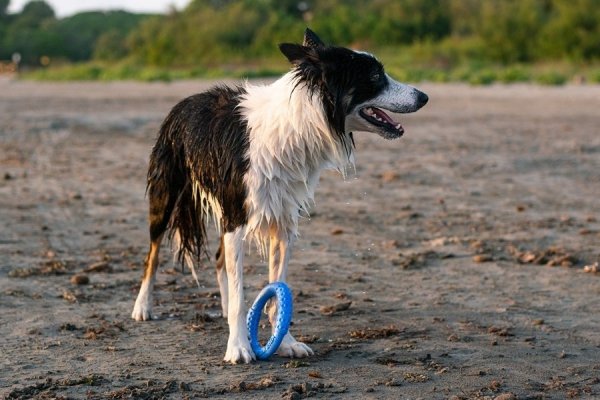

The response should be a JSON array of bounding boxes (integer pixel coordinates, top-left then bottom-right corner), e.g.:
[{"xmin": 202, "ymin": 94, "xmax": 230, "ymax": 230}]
[
  {"xmin": 534, "ymin": 71, "xmax": 567, "ymax": 85},
  {"xmin": 469, "ymin": 69, "xmax": 497, "ymax": 85},
  {"xmin": 138, "ymin": 68, "xmax": 172, "ymax": 82},
  {"xmin": 498, "ymin": 66, "xmax": 531, "ymax": 83},
  {"xmin": 587, "ymin": 69, "xmax": 600, "ymax": 83},
  {"xmin": 27, "ymin": 63, "xmax": 102, "ymax": 80}
]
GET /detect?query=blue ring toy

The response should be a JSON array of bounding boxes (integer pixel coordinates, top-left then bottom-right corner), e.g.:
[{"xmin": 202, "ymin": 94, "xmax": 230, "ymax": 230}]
[{"xmin": 246, "ymin": 281, "xmax": 293, "ymax": 360}]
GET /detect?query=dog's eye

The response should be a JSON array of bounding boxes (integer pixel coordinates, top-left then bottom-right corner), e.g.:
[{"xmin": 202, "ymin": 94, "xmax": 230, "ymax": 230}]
[{"xmin": 371, "ymin": 73, "xmax": 381, "ymax": 82}]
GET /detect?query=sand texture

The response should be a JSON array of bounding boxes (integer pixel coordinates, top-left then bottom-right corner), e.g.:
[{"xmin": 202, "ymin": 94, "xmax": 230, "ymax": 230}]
[{"xmin": 1, "ymin": 79, "xmax": 599, "ymax": 399}]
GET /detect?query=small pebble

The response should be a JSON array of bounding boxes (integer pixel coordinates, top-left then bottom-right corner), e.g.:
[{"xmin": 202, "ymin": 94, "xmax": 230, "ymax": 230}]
[
  {"xmin": 473, "ymin": 254, "xmax": 492, "ymax": 263},
  {"xmin": 381, "ymin": 170, "xmax": 399, "ymax": 183},
  {"xmin": 447, "ymin": 333, "xmax": 460, "ymax": 342},
  {"xmin": 308, "ymin": 370, "xmax": 322, "ymax": 378},
  {"xmin": 70, "ymin": 274, "xmax": 89, "ymax": 285},
  {"xmin": 558, "ymin": 350, "xmax": 566, "ymax": 359},
  {"xmin": 583, "ymin": 263, "xmax": 598, "ymax": 273}
]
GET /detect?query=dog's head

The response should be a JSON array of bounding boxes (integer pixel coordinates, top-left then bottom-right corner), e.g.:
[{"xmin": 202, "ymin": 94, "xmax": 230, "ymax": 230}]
[{"xmin": 280, "ymin": 29, "xmax": 428, "ymax": 141}]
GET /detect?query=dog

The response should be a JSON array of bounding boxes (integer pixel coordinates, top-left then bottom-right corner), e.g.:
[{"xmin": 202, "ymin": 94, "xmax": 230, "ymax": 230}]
[{"xmin": 131, "ymin": 28, "xmax": 428, "ymax": 364}]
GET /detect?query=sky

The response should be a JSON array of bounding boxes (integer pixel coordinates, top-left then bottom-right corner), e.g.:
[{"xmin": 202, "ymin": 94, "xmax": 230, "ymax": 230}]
[{"xmin": 8, "ymin": 0, "xmax": 191, "ymax": 17}]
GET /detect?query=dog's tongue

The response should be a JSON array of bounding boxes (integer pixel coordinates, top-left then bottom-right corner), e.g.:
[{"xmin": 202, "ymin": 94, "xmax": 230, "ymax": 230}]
[
  {"xmin": 366, "ymin": 107, "xmax": 403, "ymax": 131},
  {"xmin": 372, "ymin": 107, "xmax": 397, "ymax": 125}
]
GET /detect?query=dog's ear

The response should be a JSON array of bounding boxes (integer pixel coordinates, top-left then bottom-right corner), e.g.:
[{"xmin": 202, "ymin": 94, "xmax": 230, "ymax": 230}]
[
  {"xmin": 278, "ymin": 43, "xmax": 319, "ymax": 65},
  {"xmin": 303, "ymin": 28, "xmax": 325, "ymax": 48}
]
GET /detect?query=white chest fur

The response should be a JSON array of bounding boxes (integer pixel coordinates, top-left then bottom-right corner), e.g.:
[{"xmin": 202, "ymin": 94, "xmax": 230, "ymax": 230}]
[{"xmin": 239, "ymin": 74, "xmax": 352, "ymax": 252}]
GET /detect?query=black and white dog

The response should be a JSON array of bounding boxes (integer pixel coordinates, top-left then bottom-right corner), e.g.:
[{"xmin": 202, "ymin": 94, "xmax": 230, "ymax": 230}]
[{"xmin": 131, "ymin": 29, "xmax": 428, "ymax": 364}]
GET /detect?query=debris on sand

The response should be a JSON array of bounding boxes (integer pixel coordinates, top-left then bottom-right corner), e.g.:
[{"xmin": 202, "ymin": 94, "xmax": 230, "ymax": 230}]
[
  {"xmin": 583, "ymin": 262, "xmax": 599, "ymax": 273},
  {"xmin": 60, "ymin": 323, "xmax": 79, "ymax": 331},
  {"xmin": 320, "ymin": 301, "xmax": 352, "ymax": 315},
  {"xmin": 391, "ymin": 251, "xmax": 443, "ymax": 270},
  {"xmin": 349, "ymin": 325, "xmax": 401, "ymax": 339},
  {"xmin": 296, "ymin": 334, "xmax": 319, "ymax": 344},
  {"xmin": 84, "ymin": 261, "xmax": 113, "ymax": 273},
  {"xmin": 508, "ymin": 246, "xmax": 578, "ymax": 267},
  {"xmin": 373, "ymin": 355, "xmax": 409, "ymax": 367},
  {"xmin": 376, "ymin": 377, "xmax": 402, "ymax": 386},
  {"xmin": 6, "ymin": 375, "xmax": 105, "ymax": 399},
  {"xmin": 447, "ymin": 333, "xmax": 461, "ymax": 342},
  {"xmin": 82, "ymin": 319, "xmax": 125, "ymax": 340},
  {"xmin": 380, "ymin": 170, "xmax": 400, "ymax": 183},
  {"xmin": 487, "ymin": 325, "xmax": 514, "ymax": 337},
  {"xmin": 9, "ymin": 260, "xmax": 73, "ymax": 278},
  {"xmin": 284, "ymin": 360, "xmax": 310, "ymax": 368},
  {"xmin": 103, "ymin": 379, "xmax": 183, "ymax": 399},
  {"xmin": 283, "ymin": 381, "xmax": 326, "ymax": 399},
  {"xmin": 403, "ymin": 372, "xmax": 430, "ymax": 383},
  {"xmin": 228, "ymin": 375, "xmax": 280, "ymax": 392},
  {"xmin": 493, "ymin": 393, "xmax": 516, "ymax": 400},
  {"xmin": 382, "ymin": 239, "xmax": 400, "ymax": 249},
  {"xmin": 473, "ymin": 254, "xmax": 493, "ymax": 263},
  {"xmin": 62, "ymin": 290, "xmax": 78, "ymax": 303}
]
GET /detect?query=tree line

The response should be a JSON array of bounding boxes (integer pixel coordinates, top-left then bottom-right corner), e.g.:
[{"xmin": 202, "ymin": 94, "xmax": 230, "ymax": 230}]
[
  {"xmin": 2, "ymin": 0, "xmax": 599, "ymax": 68},
  {"xmin": 0, "ymin": 0, "xmax": 146, "ymax": 65}
]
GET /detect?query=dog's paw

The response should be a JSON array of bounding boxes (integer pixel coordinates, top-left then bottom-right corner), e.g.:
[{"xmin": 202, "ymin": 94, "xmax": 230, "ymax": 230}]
[
  {"xmin": 277, "ymin": 333, "xmax": 314, "ymax": 358},
  {"xmin": 224, "ymin": 335, "xmax": 255, "ymax": 364},
  {"xmin": 132, "ymin": 281, "xmax": 154, "ymax": 321},
  {"xmin": 131, "ymin": 299, "xmax": 153, "ymax": 321}
]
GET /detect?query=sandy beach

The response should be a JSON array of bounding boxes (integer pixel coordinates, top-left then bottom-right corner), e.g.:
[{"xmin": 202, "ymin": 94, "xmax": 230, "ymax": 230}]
[{"xmin": 1, "ymin": 79, "xmax": 599, "ymax": 399}]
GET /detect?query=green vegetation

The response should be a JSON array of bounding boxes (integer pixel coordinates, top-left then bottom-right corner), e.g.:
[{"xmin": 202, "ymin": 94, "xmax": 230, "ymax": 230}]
[
  {"xmin": 0, "ymin": 1, "xmax": 146, "ymax": 65},
  {"xmin": 3, "ymin": 0, "xmax": 600, "ymax": 84}
]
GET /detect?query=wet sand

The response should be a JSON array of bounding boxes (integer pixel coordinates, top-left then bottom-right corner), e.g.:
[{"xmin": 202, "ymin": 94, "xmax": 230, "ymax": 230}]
[{"xmin": 1, "ymin": 80, "xmax": 599, "ymax": 399}]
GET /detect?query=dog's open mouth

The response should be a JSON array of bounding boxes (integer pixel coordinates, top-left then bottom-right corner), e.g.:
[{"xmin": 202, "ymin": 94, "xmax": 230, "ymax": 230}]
[{"xmin": 359, "ymin": 107, "xmax": 404, "ymax": 136}]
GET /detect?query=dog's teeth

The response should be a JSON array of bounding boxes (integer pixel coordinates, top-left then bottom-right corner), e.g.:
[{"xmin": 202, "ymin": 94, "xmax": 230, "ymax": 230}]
[{"xmin": 396, "ymin": 124, "xmax": 402, "ymax": 129}]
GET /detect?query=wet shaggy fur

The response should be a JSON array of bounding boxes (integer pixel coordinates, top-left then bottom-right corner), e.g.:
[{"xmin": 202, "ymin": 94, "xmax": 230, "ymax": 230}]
[{"xmin": 147, "ymin": 86, "xmax": 249, "ymax": 261}]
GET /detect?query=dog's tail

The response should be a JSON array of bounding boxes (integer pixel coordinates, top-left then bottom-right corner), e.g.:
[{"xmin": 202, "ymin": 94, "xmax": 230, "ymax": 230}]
[{"xmin": 146, "ymin": 101, "xmax": 208, "ymax": 281}]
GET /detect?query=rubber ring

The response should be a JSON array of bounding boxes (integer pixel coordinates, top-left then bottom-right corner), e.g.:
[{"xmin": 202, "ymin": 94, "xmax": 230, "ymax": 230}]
[{"xmin": 246, "ymin": 281, "xmax": 293, "ymax": 360}]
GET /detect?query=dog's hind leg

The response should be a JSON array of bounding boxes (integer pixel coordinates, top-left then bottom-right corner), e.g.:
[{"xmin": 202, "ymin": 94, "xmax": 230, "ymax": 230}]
[
  {"xmin": 131, "ymin": 179, "xmax": 173, "ymax": 321},
  {"xmin": 131, "ymin": 235, "xmax": 162, "ymax": 321},
  {"xmin": 223, "ymin": 226, "xmax": 255, "ymax": 364},
  {"xmin": 267, "ymin": 229, "xmax": 314, "ymax": 358},
  {"xmin": 215, "ymin": 235, "xmax": 228, "ymax": 318}
]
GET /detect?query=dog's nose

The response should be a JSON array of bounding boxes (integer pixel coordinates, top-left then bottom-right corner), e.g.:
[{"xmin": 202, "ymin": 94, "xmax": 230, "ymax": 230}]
[{"xmin": 416, "ymin": 90, "xmax": 429, "ymax": 108}]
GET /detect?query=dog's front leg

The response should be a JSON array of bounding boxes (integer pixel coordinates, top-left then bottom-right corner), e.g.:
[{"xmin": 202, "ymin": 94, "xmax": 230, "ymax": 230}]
[
  {"xmin": 222, "ymin": 226, "xmax": 255, "ymax": 364},
  {"xmin": 268, "ymin": 231, "xmax": 314, "ymax": 358}
]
